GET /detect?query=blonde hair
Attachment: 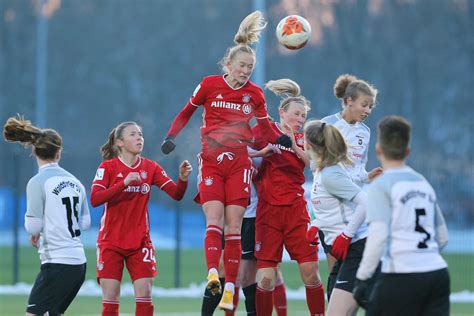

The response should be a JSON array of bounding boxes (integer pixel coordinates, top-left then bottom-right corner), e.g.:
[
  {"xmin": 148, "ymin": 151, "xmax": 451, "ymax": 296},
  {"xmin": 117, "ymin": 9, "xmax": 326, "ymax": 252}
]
[
  {"xmin": 219, "ymin": 11, "xmax": 267, "ymax": 73},
  {"xmin": 101, "ymin": 121, "xmax": 140, "ymax": 161},
  {"xmin": 304, "ymin": 120, "xmax": 351, "ymax": 169},
  {"xmin": 3, "ymin": 115, "xmax": 62, "ymax": 160},
  {"xmin": 265, "ymin": 78, "xmax": 311, "ymax": 112},
  {"xmin": 334, "ymin": 74, "xmax": 378, "ymax": 108}
]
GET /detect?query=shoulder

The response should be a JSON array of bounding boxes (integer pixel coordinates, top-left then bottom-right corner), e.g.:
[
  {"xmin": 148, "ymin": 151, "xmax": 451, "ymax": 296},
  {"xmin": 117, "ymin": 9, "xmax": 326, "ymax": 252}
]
[
  {"xmin": 246, "ymin": 81, "xmax": 265, "ymax": 98},
  {"xmin": 358, "ymin": 121, "xmax": 370, "ymax": 134},
  {"xmin": 201, "ymin": 75, "xmax": 223, "ymax": 86},
  {"xmin": 321, "ymin": 113, "xmax": 340, "ymax": 125},
  {"xmin": 141, "ymin": 157, "xmax": 159, "ymax": 168},
  {"xmin": 60, "ymin": 168, "xmax": 83, "ymax": 185},
  {"xmin": 246, "ymin": 80, "xmax": 263, "ymax": 91},
  {"xmin": 321, "ymin": 164, "xmax": 346, "ymax": 177},
  {"xmin": 100, "ymin": 158, "xmax": 115, "ymax": 168},
  {"xmin": 27, "ymin": 173, "xmax": 43, "ymax": 189}
]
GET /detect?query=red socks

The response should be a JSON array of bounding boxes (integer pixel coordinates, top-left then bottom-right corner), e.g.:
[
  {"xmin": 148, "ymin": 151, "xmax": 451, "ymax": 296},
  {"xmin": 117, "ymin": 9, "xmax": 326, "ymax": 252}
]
[
  {"xmin": 305, "ymin": 282, "xmax": 325, "ymax": 316},
  {"xmin": 135, "ymin": 297, "xmax": 153, "ymax": 316},
  {"xmin": 273, "ymin": 283, "xmax": 287, "ymax": 316},
  {"xmin": 204, "ymin": 225, "xmax": 223, "ymax": 270},
  {"xmin": 256, "ymin": 285, "xmax": 273, "ymax": 316},
  {"xmin": 102, "ymin": 300, "xmax": 119, "ymax": 316},
  {"xmin": 224, "ymin": 286, "xmax": 240, "ymax": 316},
  {"xmin": 223, "ymin": 234, "xmax": 241, "ymax": 284}
]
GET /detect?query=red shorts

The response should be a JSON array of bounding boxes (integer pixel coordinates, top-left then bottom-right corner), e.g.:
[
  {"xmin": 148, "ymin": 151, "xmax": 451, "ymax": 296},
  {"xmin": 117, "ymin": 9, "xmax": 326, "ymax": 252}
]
[
  {"xmin": 96, "ymin": 237, "xmax": 157, "ymax": 282},
  {"xmin": 196, "ymin": 147, "xmax": 252, "ymax": 207},
  {"xmin": 255, "ymin": 199, "xmax": 318, "ymax": 268}
]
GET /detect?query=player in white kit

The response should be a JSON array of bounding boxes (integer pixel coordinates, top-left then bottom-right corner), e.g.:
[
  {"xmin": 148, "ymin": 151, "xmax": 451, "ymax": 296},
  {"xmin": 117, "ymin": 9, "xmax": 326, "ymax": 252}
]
[
  {"xmin": 305, "ymin": 120, "xmax": 371, "ymax": 316},
  {"xmin": 354, "ymin": 116, "xmax": 450, "ymax": 315},
  {"xmin": 319, "ymin": 74, "xmax": 383, "ymax": 300},
  {"xmin": 3, "ymin": 116, "xmax": 90, "ymax": 316}
]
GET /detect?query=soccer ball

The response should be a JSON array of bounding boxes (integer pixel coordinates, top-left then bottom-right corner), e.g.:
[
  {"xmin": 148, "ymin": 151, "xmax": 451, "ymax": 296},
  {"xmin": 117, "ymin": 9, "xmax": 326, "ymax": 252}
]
[{"xmin": 276, "ymin": 15, "xmax": 311, "ymax": 50}]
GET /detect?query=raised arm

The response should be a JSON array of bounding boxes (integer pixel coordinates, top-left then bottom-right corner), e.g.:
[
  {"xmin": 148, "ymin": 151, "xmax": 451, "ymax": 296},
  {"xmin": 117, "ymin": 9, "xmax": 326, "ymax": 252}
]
[{"xmin": 161, "ymin": 102, "xmax": 198, "ymax": 154}]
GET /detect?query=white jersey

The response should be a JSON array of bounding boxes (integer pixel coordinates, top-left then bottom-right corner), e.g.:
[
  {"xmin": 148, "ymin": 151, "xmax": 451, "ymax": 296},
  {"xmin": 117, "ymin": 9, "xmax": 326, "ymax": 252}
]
[
  {"xmin": 322, "ymin": 113, "xmax": 371, "ymax": 187},
  {"xmin": 244, "ymin": 182, "xmax": 258, "ymax": 218},
  {"xmin": 310, "ymin": 163, "xmax": 367, "ymax": 245},
  {"xmin": 26, "ymin": 163, "xmax": 89, "ymax": 265},
  {"xmin": 366, "ymin": 166, "xmax": 447, "ymax": 273}
]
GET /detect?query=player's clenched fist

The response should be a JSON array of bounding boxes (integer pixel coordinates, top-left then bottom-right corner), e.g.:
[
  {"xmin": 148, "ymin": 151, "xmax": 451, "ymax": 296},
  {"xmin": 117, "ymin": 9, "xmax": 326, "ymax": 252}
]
[
  {"xmin": 161, "ymin": 136, "xmax": 176, "ymax": 154},
  {"xmin": 179, "ymin": 160, "xmax": 193, "ymax": 181},
  {"xmin": 124, "ymin": 172, "xmax": 142, "ymax": 185},
  {"xmin": 306, "ymin": 225, "xmax": 319, "ymax": 245}
]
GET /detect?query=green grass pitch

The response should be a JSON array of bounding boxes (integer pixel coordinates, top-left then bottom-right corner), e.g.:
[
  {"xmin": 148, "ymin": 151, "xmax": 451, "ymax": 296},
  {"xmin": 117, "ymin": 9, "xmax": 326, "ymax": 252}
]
[{"xmin": 0, "ymin": 247, "xmax": 473, "ymax": 315}]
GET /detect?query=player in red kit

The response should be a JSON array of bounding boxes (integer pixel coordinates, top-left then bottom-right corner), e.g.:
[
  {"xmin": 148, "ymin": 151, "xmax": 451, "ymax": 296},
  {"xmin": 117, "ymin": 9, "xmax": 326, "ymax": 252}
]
[
  {"xmin": 252, "ymin": 79, "xmax": 325, "ymax": 316},
  {"xmin": 160, "ymin": 11, "xmax": 292, "ymax": 311},
  {"xmin": 90, "ymin": 121, "xmax": 192, "ymax": 316}
]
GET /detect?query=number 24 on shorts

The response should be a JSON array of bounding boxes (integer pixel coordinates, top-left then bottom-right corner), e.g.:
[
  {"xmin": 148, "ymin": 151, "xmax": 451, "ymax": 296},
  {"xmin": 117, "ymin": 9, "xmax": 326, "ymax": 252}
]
[{"xmin": 142, "ymin": 247, "xmax": 156, "ymax": 263}]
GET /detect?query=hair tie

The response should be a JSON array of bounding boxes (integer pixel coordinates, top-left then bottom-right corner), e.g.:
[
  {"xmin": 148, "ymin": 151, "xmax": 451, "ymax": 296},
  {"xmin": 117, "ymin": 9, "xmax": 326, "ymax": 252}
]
[{"xmin": 321, "ymin": 122, "xmax": 326, "ymax": 130}]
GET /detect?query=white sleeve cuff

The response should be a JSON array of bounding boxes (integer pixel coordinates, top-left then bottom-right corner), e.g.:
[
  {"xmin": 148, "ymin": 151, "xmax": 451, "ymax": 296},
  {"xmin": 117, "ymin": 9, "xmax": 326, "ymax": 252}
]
[
  {"xmin": 80, "ymin": 214, "xmax": 91, "ymax": 230},
  {"xmin": 24, "ymin": 216, "xmax": 43, "ymax": 235},
  {"xmin": 436, "ymin": 223, "xmax": 449, "ymax": 250},
  {"xmin": 356, "ymin": 221, "xmax": 388, "ymax": 280},
  {"xmin": 344, "ymin": 191, "xmax": 368, "ymax": 237}
]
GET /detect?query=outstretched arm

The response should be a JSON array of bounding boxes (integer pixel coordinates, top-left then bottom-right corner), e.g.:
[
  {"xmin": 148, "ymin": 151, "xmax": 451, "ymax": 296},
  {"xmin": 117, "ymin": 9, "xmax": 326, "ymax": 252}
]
[
  {"xmin": 162, "ymin": 102, "xmax": 198, "ymax": 154},
  {"xmin": 166, "ymin": 102, "xmax": 198, "ymax": 138}
]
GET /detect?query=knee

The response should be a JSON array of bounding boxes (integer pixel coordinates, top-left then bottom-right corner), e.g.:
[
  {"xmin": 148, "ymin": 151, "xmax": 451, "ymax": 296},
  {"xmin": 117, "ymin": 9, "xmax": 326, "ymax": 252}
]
[
  {"xmin": 102, "ymin": 286, "xmax": 121, "ymax": 301},
  {"xmin": 240, "ymin": 271, "xmax": 255, "ymax": 288},
  {"xmin": 224, "ymin": 225, "xmax": 241, "ymax": 235},
  {"xmin": 256, "ymin": 268, "xmax": 277, "ymax": 291},
  {"xmin": 134, "ymin": 279, "xmax": 153, "ymax": 297},
  {"xmin": 300, "ymin": 263, "xmax": 320, "ymax": 285}
]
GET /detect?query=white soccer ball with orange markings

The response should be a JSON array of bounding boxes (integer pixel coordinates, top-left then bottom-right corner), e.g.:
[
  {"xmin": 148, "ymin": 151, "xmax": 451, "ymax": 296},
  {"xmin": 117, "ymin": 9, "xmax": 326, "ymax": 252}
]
[{"xmin": 276, "ymin": 15, "xmax": 311, "ymax": 50}]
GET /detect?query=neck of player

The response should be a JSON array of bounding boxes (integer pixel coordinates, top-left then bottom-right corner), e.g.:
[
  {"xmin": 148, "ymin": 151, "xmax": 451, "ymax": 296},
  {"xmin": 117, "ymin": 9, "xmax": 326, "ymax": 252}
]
[
  {"xmin": 381, "ymin": 158, "xmax": 405, "ymax": 170},
  {"xmin": 224, "ymin": 74, "xmax": 244, "ymax": 89},
  {"xmin": 119, "ymin": 152, "xmax": 139, "ymax": 167},
  {"xmin": 341, "ymin": 110, "xmax": 357, "ymax": 124}
]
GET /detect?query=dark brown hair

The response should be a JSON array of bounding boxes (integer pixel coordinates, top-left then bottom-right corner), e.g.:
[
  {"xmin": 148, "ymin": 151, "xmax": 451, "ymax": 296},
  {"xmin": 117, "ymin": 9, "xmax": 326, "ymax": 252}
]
[
  {"xmin": 101, "ymin": 121, "xmax": 140, "ymax": 160},
  {"xmin": 304, "ymin": 120, "xmax": 351, "ymax": 169},
  {"xmin": 334, "ymin": 74, "xmax": 378, "ymax": 107},
  {"xmin": 3, "ymin": 115, "xmax": 62, "ymax": 160},
  {"xmin": 378, "ymin": 115, "xmax": 411, "ymax": 160}
]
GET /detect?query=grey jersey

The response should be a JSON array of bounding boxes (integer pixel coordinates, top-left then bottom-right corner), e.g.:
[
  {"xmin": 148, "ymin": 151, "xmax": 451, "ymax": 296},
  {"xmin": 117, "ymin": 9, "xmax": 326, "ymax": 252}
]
[
  {"xmin": 26, "ymin": 163, "xmax": 88, "ymax": 264},
  {"xmin": 367, "ymin": 166, "xmax": 447, "ymax": 273},
  {"xmin": 310, "ymin": 163, "xmax": 367, "ymax": 245},
  {"xmin": 322, "ymin": 113, "xmax": 371, "ymax": 187}
]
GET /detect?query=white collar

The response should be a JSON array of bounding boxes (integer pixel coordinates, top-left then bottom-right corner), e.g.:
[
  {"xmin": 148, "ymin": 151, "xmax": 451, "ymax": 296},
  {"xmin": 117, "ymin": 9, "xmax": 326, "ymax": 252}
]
[{"xmin": 39, "ymin": 162, "xmax": 59, "ymax": 171}]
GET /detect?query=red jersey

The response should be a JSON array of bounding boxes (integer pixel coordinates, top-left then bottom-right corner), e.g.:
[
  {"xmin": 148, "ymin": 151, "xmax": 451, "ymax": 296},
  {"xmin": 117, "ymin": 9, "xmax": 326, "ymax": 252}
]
[
  {"xmin": 252, "ymin": 122, "xmax": 306, "ymax": 205},
  {"xmin": 167, "ymin": 75, "xmax": 278, "ymax": 151},
  {"xmin": 91, "ymin": 156, "xmax": 178, "ymax": 249}
]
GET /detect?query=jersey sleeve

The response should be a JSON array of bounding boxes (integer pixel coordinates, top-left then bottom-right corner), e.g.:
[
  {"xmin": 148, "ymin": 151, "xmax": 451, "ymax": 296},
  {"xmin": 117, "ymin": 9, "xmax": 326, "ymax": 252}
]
[
  {"xmin": 92, "ymin": 161, "xmax": 111, "ymax": 190},
  {"xmin": 366, "ymin": 179, "xmax": 391, "ymax": 224},
  {"xmin": 189, "ymin": 78, "xmax": 208, "ymax": 106},
  {"xmin": 79, "ymin": 183, "xmax": 91, "ymax": 230},
  {"xmin": 90, "ymin": 161, "xmax": 127, "ymax": 207},
  {"xmin": 321, "ymin": 165, "xmax": 361, "ymax": 201},
  {"xmin": 253, "ymin": 88, "xmax": 270, "ymax": 119},
  {"xmin": 251, "ymin": 125, "xmax": 269, "ymax": 150},
  {"xmin": 26, "ymin": 177, "xmax": 44, "ymax": 218},
  {"xmin": 152, "ymin": 163, "xmax": 173, "ymax": 189}
]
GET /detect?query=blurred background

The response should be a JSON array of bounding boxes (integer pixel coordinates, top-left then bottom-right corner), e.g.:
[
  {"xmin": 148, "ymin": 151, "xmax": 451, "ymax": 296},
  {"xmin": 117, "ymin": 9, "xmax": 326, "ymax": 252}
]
[{"xmin": 0, "ymin": 0, "xmax": 473, "ymax": 314}]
